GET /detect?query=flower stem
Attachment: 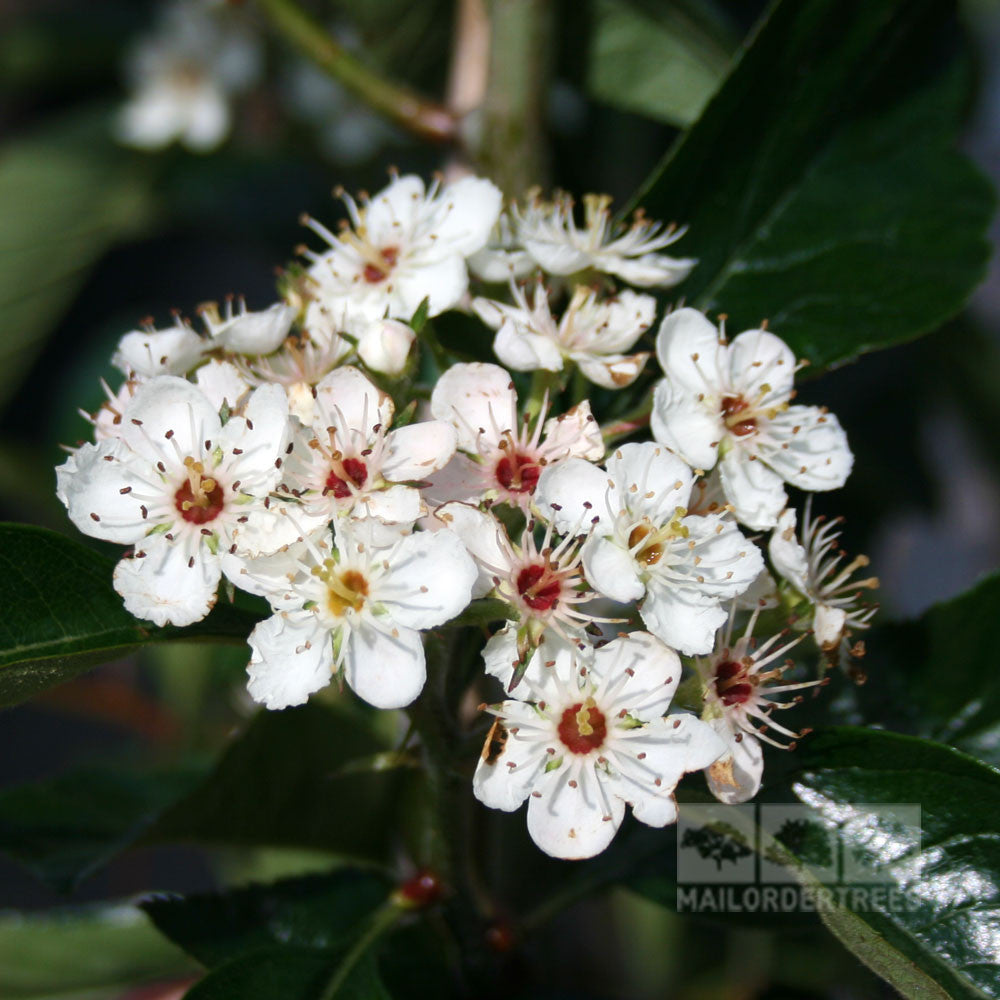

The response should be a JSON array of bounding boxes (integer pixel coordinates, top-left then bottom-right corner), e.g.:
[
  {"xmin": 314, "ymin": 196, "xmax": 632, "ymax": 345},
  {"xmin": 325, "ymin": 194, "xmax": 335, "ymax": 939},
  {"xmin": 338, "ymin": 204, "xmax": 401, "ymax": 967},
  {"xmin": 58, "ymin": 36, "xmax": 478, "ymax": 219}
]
[
  {"xmin": 254, "ymin": 0, "xmax": 457, "ymax": 143},
  {"xmin": 318, "ymin": 901, "xmax": 403, "ymax": 1000}
]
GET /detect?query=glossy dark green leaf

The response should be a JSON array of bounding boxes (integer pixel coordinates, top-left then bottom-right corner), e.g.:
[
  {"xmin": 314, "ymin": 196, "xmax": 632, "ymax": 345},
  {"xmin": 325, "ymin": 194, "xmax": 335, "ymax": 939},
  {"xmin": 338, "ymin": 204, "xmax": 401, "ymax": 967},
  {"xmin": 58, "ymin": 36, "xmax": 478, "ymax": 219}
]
[
  {"xmin": 587, "ymin": 0, "xmax": 731, "ymax": 127},
  {"xmin": 0, "ymin": 523, "xmax": 263, "ymax": 708},
  {"xmin": 143, "ymin": 870, "xmax": 392, "ymax": 968},
  {"xmin": 0, "ymin": 902, "xmax": 196, "ymax": 999},
  {"xmin": 0, "ymin": 702, "xmax": 397, "ymax": 889},
  {"xmin": 182, "ymin": 946, "xmax": 390, "ymax": 1000},
  {"xmin": 630, "ymin": 0, "xmax": 994, "ymax": 370},
  {"xmin": 785, "ymin": 727, "xmax": 1000, "ymax": 998},
  {"xmin": 0, "ymin": 112, "xmax": 152, "ymax": 406}
]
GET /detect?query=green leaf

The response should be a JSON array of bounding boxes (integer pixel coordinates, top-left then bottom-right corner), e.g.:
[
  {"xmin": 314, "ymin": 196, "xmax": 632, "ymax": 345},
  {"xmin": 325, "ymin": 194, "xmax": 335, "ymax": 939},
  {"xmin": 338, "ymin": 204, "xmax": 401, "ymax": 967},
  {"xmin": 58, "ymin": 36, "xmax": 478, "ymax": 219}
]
[
  {"xmin": 630, "ymin": 0, "xmax": 994, "ymax": 370},
  {"xmin": 0, "ymin": 111, "xmax": 152, "ymax": 407},
  {"xmin": 0, "ymin": 702, "xmax": 399, "ymax": 889},
  {"xmin": 785, "ymin": 727, "xmax": 1000, "ymax": 998},
  {"xmin": 0, "ymin": 903, "xmax": 196, "ymax": 999},
  {"xmin": 142, "ymin": 870, "xmax": 393, "ymax": 968},
  {"xmin": 181, "ymin": 946, "xmax": 390, "ymax": 1000},
  {"xmin": 0, "ymin": 523, "xmax": 263, "ymax": 708},
  {"xmin": 587, "ymin": 0, "xmax": 731, "ymax": 127}
]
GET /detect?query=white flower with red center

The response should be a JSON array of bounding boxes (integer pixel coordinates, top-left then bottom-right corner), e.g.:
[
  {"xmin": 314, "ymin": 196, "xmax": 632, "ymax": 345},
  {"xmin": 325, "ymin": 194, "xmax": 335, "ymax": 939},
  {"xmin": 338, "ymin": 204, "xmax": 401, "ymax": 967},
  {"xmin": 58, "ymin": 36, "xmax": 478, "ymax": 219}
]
[
  {"xmin": 301, "ymin": 173, "xmax": 502, "ymax": 320},
  {"xmin": 282, "ymin": 366, "xmax": 456, "ymax": 530},
  {"xmin": 769, "ymin": 503, "xmax": 878, "ymax": 651},
  {"xmin": 427, "ymin": 362, "xmax": 603, "ymax": 510},
  {"xmin": 535, "ymin": 441, "xmax": 764, "ymax": 655},
  {"xmin": 697, "ymin": 605, "xmax": 819, "ymax": 805},
  {"xmin": 435, "ymin": 502, "xmax": 611, "ymax": 689},
  {"xmin": 474, "ymin": 632, "xmax": 725, "ymax": 859},
  {"xmin": 651, "ymin": 308, "xmax": 853, "ymax": 530},
  {"xmin": 56, "ymin": 376, "xmax": 293, "ymax": 627},
  {"xmin": 472, "ymin": 282, "xmax": 655, "ymax": 389},
  {"xmin": 240, "ymin": 519, "xmax": 477, "ymax": 710},
  {"xmin": 513, "ymin": 192, "xmax": 695, "ymax": 287}
]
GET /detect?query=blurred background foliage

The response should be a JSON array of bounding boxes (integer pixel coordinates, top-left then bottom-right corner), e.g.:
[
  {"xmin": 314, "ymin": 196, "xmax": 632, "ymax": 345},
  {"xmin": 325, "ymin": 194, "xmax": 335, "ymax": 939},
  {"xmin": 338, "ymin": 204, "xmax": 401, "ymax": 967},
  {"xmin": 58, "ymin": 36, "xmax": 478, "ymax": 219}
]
[{"xmin": 1, "ymin": 1, "xmax": 999, "ymax": 998}]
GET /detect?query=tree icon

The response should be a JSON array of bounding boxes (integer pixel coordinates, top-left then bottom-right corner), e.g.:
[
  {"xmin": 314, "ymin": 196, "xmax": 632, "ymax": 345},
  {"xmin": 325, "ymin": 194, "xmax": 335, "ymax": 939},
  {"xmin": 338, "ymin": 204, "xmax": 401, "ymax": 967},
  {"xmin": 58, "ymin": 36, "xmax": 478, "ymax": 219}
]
[{"xmin": 681, "ymin": 821, "xmax": 753, "ymax": 871}]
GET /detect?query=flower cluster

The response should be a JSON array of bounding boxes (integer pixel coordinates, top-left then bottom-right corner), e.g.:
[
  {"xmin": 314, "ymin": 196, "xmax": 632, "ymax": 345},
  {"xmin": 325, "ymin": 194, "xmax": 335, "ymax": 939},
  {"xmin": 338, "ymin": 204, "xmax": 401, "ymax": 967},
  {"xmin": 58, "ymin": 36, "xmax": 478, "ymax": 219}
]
[{"xmin": 56, "ymin": 171, "xmax": 876, "ymax": 860}]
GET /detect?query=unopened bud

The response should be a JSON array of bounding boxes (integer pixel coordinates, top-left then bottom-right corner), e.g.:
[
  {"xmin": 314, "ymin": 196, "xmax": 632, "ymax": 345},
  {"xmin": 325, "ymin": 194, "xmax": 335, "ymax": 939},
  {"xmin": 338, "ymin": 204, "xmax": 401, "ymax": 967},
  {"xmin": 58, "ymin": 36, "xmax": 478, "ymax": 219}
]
[{"xmin": 358, "ymin": 319, "xmax": 415, "ymax": 376}]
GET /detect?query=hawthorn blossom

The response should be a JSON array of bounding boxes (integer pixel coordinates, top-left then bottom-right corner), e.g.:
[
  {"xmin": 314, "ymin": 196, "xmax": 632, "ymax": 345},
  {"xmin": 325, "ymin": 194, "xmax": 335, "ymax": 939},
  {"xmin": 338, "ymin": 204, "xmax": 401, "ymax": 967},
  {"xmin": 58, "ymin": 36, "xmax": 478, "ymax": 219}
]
[
  {"xmin": 240, "ymin": 519, "xmax": 477, "ymax": 710},
  {"xmin": 473, "ymin": 282, "xmax": 655, "ymax": 389},
  {"xmin": 428, "ymin": 362, "xmax": 603, "ymax": 509},
  {"xmin": 199, "ymin": 299, "xmax": 297, "ymax": 355},
  {"xmin": 115, "ymin": 0, "xmax": 260, "ymax": 152},
  {"xmin": 57, "ymin": 376, "xmax": 291, "ymax": 627},
  {"xmin": 281, "ymin": 366, "xmax": 456, "ymax": 530},
  {"xmin": 536, "ymin": 441, "xmax": 764, "ymax": 655},
  {"xmin": 514, "ymin": 192, "xmax": 695, "ymax": 287},
  {"xmin": 301, "ymin": 173, "xmax": 502, "ymax": 320},
  {"xmin": 474, "ymin": 632, "xmax": 724, "ymax": 859},
  {"xmin": 436, "ymin": 502, "xmax": 611, "ymax": 689},
  {"xmin": 698, "ymin": 606, "xmax": 818, "ymax": 804},
  {"xmin": 769, "ymin": 503, "xmax": 878, "ymax": 650},
  {"xmin": 651, "ymin": 308, "xmax": 853, "ymax": 530}
]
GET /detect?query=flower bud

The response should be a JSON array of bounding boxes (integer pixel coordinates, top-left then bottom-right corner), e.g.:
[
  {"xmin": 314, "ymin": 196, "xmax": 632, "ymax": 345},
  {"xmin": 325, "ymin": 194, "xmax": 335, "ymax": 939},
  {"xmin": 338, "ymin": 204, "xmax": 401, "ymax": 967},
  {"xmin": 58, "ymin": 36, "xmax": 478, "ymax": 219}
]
[{"xmin": 357, "ymin": 319, "xmax": 415, "ymax": 376}]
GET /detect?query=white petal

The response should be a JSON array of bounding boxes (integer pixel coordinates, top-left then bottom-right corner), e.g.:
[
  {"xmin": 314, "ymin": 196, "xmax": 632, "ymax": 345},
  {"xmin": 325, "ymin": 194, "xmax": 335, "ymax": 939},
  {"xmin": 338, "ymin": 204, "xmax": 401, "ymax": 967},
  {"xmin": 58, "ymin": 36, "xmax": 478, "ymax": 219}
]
[
  {"xmin": 246, "ymin": 612, "xmax": 332, "ymax": 709},
  {"xmin": 430, "ymin": 362, "xmax": 517, "ymax": 453},
  {"xmin": 768, "ymin": 508, "xmax": 811, "ymax": 595},
  {"xmin": 356, "ymin": 319, "xmax": 415, "ymax": 376},
  {"xmin": 589, "ymin": 290, "xmax": 657, "ymax": 353},
  {"xmin": 113, "ymin": 536, "xmax": 218, "ymax": 627},
  {"xmin": 120, "ymin": 376, "xmax": 220, "ymax": 466},
  {"xmin": 314, "ymin": 365, "xmax": 394, "ymax": 436},
  {"xmin": 526, "ymin": 763, "xmax": 624, "ymax": 860},
  {"xmin": 718, "ymin": 446, "xmax": 787, "ymax": 530},
  {"xmin": 575, "ymin": 352, "xmax": 649, "ymax": 390},
  {"xmin": 473, "ymin": 702, "xmax": 549, "ymax": 811},
  {"xmin": 113, "ymin": 325, "xmax": 205, "ymax": 378},
  {"xmin": 378, "ymin": 529, "xmax": 477, "ymax": 628},
  {"xmin": 728, "ymin": 328, "xmax": 797, "ymax": 400},
  {"xmin": 393, "ymin": 254, "xmax": 468, "ymax": 319},
  {"xmin": 482, "ymin": 625, "xmax": 521, "ymax": 683},
  {"xmin": 420, "ymin": 453, "xmax": 488, "ymax": 509},
  {"xmin": 705, "ymin": 721, "xmax": 763, "ymax": 804},
  {"xmin": 535, "ymin": 458, "xmax": 618, "ymax": 534},
  {"xmin": 218, "ymin": 384, "xmax": 291, "ymax": 495},
  {"xmin": 181, "ymin": 85, "xmax": 230, "ymax": 151},
  {"xmin": 210, "ymin": 302, "xmax": 296, "ymax": 355},
  {"xmin": 344, "ymin": 621, "xmax": 426, "ymax": 709},
  {"xmin": 541, "ymin": 401, "xmax": 604, "ymax": 462},
  {"xmin": 593, "ymin": 632, "xmax": 681, "ymax": 721},
  {"xmin": 363, "ymin": 174, "xmax": 426, "ymax": 246},
  {"xmin": 581, "ymin": 534, "xmax": 644, "ymax": 603},
  {"xmin": 382, "ymin": 422, "xmax": 457, "ymax": 482},
  {"xmin": 640, "ymin": 583, "xmax": 727, "ymax": 656},
  {"xmin": 606, "ymin": 441, "xmax": 693, "ymax": 522},
  {"xmin": 428, "ymin": 176, "xmax": 504, "ymax": 256},
  {"xmin": 814, "ymin": 604, "xmax": 848, "ymax": 649},
  {"xmin": 654, "ymin": 308, "xmax": 726, "ymax": 396},
  {"xmin": 493, "ymin": 320, "xmax": 564, "ymax": 373},
  {"xmin": 757, "ymin": 406, "xmax": 853, "ymax": 492},
  {"xmin": 603, "ymin": 252, "xmax": 696, "ymax": 288},
  {"xmin": 59, "ymin": 441, "xmax": 147, "ymax": 544},
  {"xmin": 364, "ymin": 484, "xmax": 423, "ymax": 525},
  {"xmin": 650, "ymin": 378, "xmax": 722, "ymax": 471},
  {"xmin": 195, "ymin": 360, "xmax": 250, "ymax": 413},
  {"xmin": 435, "ymin": 501, "xmax": 513, "ymax": 586}
]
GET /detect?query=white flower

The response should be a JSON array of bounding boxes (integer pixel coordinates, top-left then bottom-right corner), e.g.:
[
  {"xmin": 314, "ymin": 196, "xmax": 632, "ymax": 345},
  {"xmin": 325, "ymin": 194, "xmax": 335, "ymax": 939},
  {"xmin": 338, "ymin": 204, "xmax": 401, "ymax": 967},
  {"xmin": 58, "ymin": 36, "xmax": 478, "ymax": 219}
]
[
  {"xmin": 114, "ymin": 0, "xmax": 260, "ymax": 152},
  {"xmin": 474, "ymin": 632, "xmax": 724, "ymax": 859},
  {"xmin": 473, "ymin": 283, "xmax": 655, "ymax": 389},
  {"xmin": 241, "ymin": 520, "xmax": 477, "ymax": 710},
  {"xmin": 199, "ymin": 299, "xmax": 297, "ymax": 355},
  {"xmin": 769, "ymin": 503, "xmax": 878, "ymax": 650},
  {"xmin": 56, "ymin": 376, "xmax": 292, "ymax": 627},
  {"xmin": 651, "ymin": 308, "xmax": 854, "ymax": 530},
  {"xmin": 281, "ymin": 366, "xmax": 456, "ymax": 531},
  {"xmin": 436, "ymin": 502, "xmax": 612, "ymax": 689},
  {"xmin": 698, "ymin": 606, "xmax": 818, "ymax": 804},
  {"xmin": 514, "ymin": 192, "xmax": 695, "ymax": 287},
  {"xmin": 112, "ymin": 320, "xmax": 206, "ymax": 379},
  {"xmin": 428, "ymin": 362, "xmax": 603, "ymax": 510},
  {"xmin": 535, "ymin": 441, "xmax": 764, "ymax": 655},
  {"xmin": 466, "ymin": 211, "xmax": 535, "ymax": 283},
  {"xmin": 301, "ymin": 173, "xmax": 502, "ymax": 320}
]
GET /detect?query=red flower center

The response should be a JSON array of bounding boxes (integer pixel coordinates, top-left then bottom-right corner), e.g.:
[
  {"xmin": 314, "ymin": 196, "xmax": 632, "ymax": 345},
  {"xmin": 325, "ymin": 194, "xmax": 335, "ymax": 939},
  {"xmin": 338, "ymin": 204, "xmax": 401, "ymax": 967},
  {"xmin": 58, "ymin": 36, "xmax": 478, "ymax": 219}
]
[
  {"xmin": 714, "ymin": 659, "xmax": 755, "ymax": 706},
  {"xmin": 557, "ymin": 701, "xmax": 607, "ymax": 755},
  {"xmin": 362, "ymin": 245, "xmax": 399, "ymax": 284},
  {"xmin": 721, "ymin": 396, "xmax": 757, "ymax": 437},
  {"xmin": 174, "ymin": 479, "xmax": 224, "ymax": 524},
  {"xmin": 516, "ymin": 563, "xmax": 562, "ymax": 611},
  {"xmin": 495, "ymin": 452, "xmax": 540, "ymax": 494},
  {"xmin": 325, "ymin": 457, "xmax": 368, "ymax": 499}
]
